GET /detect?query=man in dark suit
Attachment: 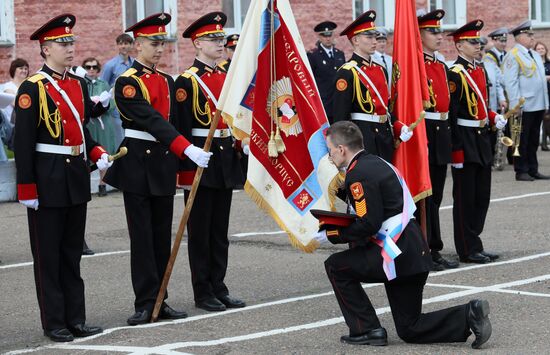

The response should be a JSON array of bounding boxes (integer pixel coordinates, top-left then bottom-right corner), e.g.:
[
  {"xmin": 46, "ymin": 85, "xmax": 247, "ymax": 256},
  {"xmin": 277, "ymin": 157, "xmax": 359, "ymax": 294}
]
[
  {"xmin": 307, "ymin": 21, "xmax": 346, "ymax": 123},
  {"xmin": 15, "ymin": 14, "xmax": 111, "ymax": 342},
  {"xmin": 316, "ymin": 121, "xmax": 492, "ymax": 348},
  {"xmin": 104, "ymin": 13, "xmax": 212, "ymax": 325},
  {"xmin": 176, "ymin": 12, "xmax": 245, "ymax": 312}
]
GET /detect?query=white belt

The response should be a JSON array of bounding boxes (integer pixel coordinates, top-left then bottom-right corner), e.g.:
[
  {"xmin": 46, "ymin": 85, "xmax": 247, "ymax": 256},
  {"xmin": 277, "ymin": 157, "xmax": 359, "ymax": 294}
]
[
  {"xmin": 192, "ymin": 128, "xmax": 231, "ymax": 138},
  {"xmin": 457, "ymin": 118, "xmax": 488, "ymax": 128},
  {"xmin": 35, "ymin": 143, "xmax": 84, "ymax": 156},
  {"xmin": 350, "ymin": 112, "xmax": 388, "ymax": 123},
  {"xmin": 424, "ymin": 111, "xmax": 448, "ymax": 121},
  {"xmin": 125, "ymin": 129, "xmax": 157, "ymax": 142}
]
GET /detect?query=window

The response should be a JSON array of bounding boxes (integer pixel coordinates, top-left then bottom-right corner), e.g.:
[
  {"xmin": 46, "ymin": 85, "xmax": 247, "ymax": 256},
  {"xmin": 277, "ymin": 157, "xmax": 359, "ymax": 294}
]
[
  {"xmin": 531, "ymin": 0, "xmax": 550, "ymax": 27},
  {"xmin": 353, "ymin": 0, "xmax": 395, "ymax": 30},
  {"xmin": 223, "ymin": 0, "xmax": 252, "ymax": 34},
  {"xmin": 0, "ymin": 0, "xmax": 15, "ymax": 46},
  {"xmin": 427, "ymin": 0, "xmax": 466, "ymax": 30},
  {"xmin": 122, "ymin": 0, "xmax": 178, "ymax": 38}
]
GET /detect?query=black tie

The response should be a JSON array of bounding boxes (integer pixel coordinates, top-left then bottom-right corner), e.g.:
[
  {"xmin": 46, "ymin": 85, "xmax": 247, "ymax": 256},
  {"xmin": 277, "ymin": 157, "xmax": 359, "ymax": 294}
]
[
  {"xmin": 500, "ymin": 54, "xmax": 504, "ymax": 62},
  {"xmin": 528, "ymin": 50, "xmax": 535, "ymax": 59},
  {"xmin": 328, "ymin": 50, "xmax": 333, "ymax": 59},
  {"xmin": 382, "ymin": 55, "xmax": 388, "ymax": 70}
]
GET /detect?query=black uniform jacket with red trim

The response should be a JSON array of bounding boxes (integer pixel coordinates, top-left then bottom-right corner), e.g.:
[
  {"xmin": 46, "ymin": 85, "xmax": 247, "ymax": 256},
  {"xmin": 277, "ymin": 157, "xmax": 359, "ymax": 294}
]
[
  {"xmin": 448, "ymin": 56, "xmax": 498, "ymax": 166},
  {"xmin": 174, "ymin": 59, "xmax": 243, "ymax": 189},
  {"xmin": 104, "ymin": 60, "xmax": 191, "ymax": 196},
  {"xmin": 424, "ymin": 52, "xmax": 453, "ymax": 165},
  {"xmin": 332, "ymin": 53, "xmax": 398, "ymax": 162},
  {"xmin": 326, "ymin": 151, "xmax": 432, "ymax": 281},
  {"xmin": 14, "ymin": 64, "xmax": 108, "ymax": 207}
]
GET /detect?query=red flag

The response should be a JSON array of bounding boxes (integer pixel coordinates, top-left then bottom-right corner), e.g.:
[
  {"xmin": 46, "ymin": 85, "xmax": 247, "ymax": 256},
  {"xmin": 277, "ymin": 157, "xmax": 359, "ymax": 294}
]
[{"xmin": 390, "ymin": 0, "xmax": 431, "ymax": 201}]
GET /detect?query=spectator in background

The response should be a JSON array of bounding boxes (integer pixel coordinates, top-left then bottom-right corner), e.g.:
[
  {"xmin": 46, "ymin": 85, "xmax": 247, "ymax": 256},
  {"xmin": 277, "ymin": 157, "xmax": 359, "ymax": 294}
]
[
  {"xmin": 2, "ymin": 58, "xmax": 29, "ymax": 124},
  {"xmin": 82, "ymin": 57, "xmax": 117, "ymax": 196},
  {"xmin": 101, "ymin": 34, "xmax": 135, "ymax": 146},
  {"xmin": 534, "ymin": 41, "xmax": 550, "ymax": 151}
]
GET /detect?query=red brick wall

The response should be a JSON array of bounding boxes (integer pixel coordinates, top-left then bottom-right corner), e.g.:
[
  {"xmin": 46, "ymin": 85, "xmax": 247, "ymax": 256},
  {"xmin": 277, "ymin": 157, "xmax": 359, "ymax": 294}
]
[{"xmin": 2, "ymin": 1, "xmax": 550, "ymax": 82}]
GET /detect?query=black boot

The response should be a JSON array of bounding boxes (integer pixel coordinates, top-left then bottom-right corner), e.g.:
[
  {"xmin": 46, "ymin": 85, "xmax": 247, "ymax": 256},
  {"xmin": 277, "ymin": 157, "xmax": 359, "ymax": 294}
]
[
  {"xmin": 98, "ymin": 185, "xmax": 107, "ymax": 196},
  {"xmin": 82, "ymin": 240, "xmax": 95, "ymax": 256}
]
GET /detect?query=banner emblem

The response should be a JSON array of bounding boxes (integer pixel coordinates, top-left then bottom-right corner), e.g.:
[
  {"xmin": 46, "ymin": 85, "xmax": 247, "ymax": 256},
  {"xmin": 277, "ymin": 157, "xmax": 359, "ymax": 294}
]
[{"xmin": 267, "ymin": 77, "xmax": 302, "ymax": 136}]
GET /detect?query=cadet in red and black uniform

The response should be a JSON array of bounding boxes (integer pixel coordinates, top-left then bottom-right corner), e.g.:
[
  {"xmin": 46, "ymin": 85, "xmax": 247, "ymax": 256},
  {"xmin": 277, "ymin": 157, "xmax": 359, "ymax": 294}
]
[
  {"xmin": 104, "ymin": 13, "xmax": 212, "ymax": 325},
  {"xmin": 175, "ymin": 12, "xmax": 245, "ymax": 312},
  {"xmin": 332, "ymin": 10, "xmax": 412, "ymax": 162},
  {"xmin": 447, "ymin": 20, "xmax": 507, "ymax": 264},
  {"xmin": 216, "ymin": 33, "xmax": 248, "ymax": 184},
  {"xmin": 14, "ymin": 14, "xmax": 110, "ymax": 342},
  {"xmin": 307, "ymin": 21, "xmax": 346, "ymax": 123},
  {"xmin": 217, "ymin": 33, "xmax": 239, "ymax": 73},
  {"xmin": 318, "ymin": 121, "xmax": 492, "ymax": 349},
  {"xmin": 417, "ymin": 10, "xmax": 459, "ymax": 270}
]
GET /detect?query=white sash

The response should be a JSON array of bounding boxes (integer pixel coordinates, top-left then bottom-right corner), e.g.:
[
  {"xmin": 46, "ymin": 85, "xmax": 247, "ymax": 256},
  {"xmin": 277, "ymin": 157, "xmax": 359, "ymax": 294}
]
[
  {"xmin": 350, "ymin": 63, "xmax": 388, "ymax": 112},
  {"xmin": 38, "ymin": 71, "xmax": 88, "ymax": 161},
  {"xmin": 451, "ymin": 64, "xmax": 489, "ymax": 119},
  {"xmin": 185, "ymin": 69, "xmax": 232, "ymax": 136}
]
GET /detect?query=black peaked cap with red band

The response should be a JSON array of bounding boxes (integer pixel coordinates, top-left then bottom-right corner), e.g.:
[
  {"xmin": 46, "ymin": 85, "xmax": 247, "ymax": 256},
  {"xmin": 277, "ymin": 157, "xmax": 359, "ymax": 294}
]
[
  {"xmin": 30, "ymin": 14, "xmax": 76, "ymax": 44},
  {"xmin": 182, "ymin": 12, "xmax": 227, "ymax": 41},
  {"xmin": 418, "ymin": 9, "xmax": 445, "ymax": 33},
  {"xmin": 125, "ymin": 12, "xmax": 171, "ymax": 41},
  {"xmin": 340, "ymin": 10, "xmax": 377, "ymax": 40},
  {"xmin": 310, "ymin": 209, "xmax": 356, "ymax": 230},
  {"xmin": 225, "ymin": 33, "xmax": 239, "ymax": 48},
  {"xmin": 448, "ymin": 19, "xmax": 484, "ymax": 42}
]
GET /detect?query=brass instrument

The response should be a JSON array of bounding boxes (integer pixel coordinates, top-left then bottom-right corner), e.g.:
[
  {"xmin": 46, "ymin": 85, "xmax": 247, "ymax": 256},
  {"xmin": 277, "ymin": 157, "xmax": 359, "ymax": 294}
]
[
  {"xmin": 493, "ymin": 98, "xmax": 524, "ymax": 169},
  {"xmin": 500, "ymin": 97, "xmax": 525, "ymax": 157}
]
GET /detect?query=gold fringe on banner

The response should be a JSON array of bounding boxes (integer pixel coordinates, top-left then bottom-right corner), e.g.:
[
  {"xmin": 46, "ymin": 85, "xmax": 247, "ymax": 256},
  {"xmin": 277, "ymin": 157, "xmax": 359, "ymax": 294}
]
[{"xmin": 243, "ymin": 171, "xmax": 342, "ymax": 253}]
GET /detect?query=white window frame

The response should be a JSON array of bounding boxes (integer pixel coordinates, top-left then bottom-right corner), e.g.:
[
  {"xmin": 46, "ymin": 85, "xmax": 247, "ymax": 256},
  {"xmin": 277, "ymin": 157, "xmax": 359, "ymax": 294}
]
[
  {"xmin": 353, "ymin": 0, "xmax": 396, "ymax": 31},
  {"xmin": 0, "ymin": 0, "xmax": 15, "ymax": 46},
  {"xmin": 426, "ymin": 0, "xmax": 466, "ymax": 30},
  {"xmin": 224, "ymin": 0, "xmax": 250, "ymax": 34},
  {"xmin": 530, "ymin": 0, "xmax": 550, "ymax": 29},
  {"xmin": 121, "ymin": 0, "xmax": 178, "ymax": 39}
]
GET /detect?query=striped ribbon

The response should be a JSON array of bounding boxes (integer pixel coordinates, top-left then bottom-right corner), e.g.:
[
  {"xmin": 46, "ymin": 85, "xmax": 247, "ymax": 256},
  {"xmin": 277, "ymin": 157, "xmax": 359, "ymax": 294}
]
[{"xmin": 372, "ymin": 158, "xmax": 417, "ymax": 281}]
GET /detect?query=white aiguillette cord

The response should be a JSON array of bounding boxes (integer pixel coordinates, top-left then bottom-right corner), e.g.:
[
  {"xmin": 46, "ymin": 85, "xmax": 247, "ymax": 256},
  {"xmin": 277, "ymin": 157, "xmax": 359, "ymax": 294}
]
[{"xmin": 38, "ymin": 70, "xmax": 88, "ymax": 160}]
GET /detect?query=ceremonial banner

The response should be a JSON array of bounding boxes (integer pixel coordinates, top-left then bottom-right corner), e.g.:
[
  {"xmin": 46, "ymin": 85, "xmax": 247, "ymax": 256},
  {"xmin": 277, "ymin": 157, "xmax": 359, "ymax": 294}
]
[
  {"xmin": 390, "ymin": 0, "xmax": 432, "ymax": 201},
  {"xmin": 217, "ymin": 0, "xmax": 340, "ymax": 251}
]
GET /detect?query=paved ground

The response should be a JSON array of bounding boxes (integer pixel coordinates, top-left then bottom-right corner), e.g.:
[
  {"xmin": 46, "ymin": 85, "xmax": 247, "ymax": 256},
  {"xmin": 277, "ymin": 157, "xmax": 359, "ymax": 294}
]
[{"xmin": 1, "ymin": 153, "xmax": 550, "ymax": 354}]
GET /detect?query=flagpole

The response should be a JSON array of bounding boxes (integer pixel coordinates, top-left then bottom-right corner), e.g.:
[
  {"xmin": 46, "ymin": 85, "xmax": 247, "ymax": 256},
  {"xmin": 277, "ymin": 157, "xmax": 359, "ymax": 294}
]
[{"xmin": 151, "ymin": 110, "xmax": 222, "ymax": 322}]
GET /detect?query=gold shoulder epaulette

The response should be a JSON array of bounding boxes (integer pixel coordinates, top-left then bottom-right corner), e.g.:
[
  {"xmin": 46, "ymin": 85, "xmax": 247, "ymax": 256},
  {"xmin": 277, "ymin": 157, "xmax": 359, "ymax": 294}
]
[
  {"xmin": 511, "ymin": 47, "xmax": 519, "ymax": 55},
  {"xmin": 342, "ymin": 60, "xmax": 357, "ymax": 70},
  {"xmin": 182, "ymin": 67, "xmax": 199, "ymax": 78},
  {"xmin": 451, "ymin": 64, "xmax": 464, "ymax": 73},
  {"xmin": 27, "ymin": 73, "xmax": 45, "ymax": 83},
  {"xmin": 120, "ymin": 68, "xmax": 138, "ymax": 77}
]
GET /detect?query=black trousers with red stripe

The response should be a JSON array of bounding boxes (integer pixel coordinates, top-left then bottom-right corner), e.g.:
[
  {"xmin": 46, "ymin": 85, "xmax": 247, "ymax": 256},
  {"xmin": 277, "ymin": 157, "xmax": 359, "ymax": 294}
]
[
  {"xmin": 451, "ymin": 163, "xmax": 491, "ymax": 258},
  {"xmin": 185, "ymin": 186, "xmax": 232, "ymax": 303},
  {"xmin": 325, "ymin": 250, "xmax": 471, "ymax": 342},
  {"xmin": 27, "ymin": 204, "xmax": 87, "ymax": 331}
]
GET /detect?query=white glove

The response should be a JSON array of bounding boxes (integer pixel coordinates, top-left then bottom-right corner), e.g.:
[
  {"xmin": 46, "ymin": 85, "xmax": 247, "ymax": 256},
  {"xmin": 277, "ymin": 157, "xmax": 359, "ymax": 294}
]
[
  {"xmin": 98, "ymin": 91, "xmax": 112, "ymax": 108},
  {"xmin": 20, "ymin": 199, "xmax": 39, "ymax": 210},
  {"xmin": 495, "ymin": 114, "xmax": 507, "ymax": 130},
  {"xmin": 451, "ymin": 163, "xmax": 464, "ymax": 169},
  {"xmin": 242, "ymin": 144, "xmax": 250, "ymax": 156},
  {"xmin": 184, "ymin": 144, "xmax": 213, "ymax": 168},
  {"xmin": 399, "ymin": 125, "xmax": 413, "ymax": 142},
  {"xmin": 313, "ymin": 230, "xmax": 328, "ymax": 245},
  {"xmin": 96, "ymin": 153, "xmax": 112, "ymax": 171}
]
